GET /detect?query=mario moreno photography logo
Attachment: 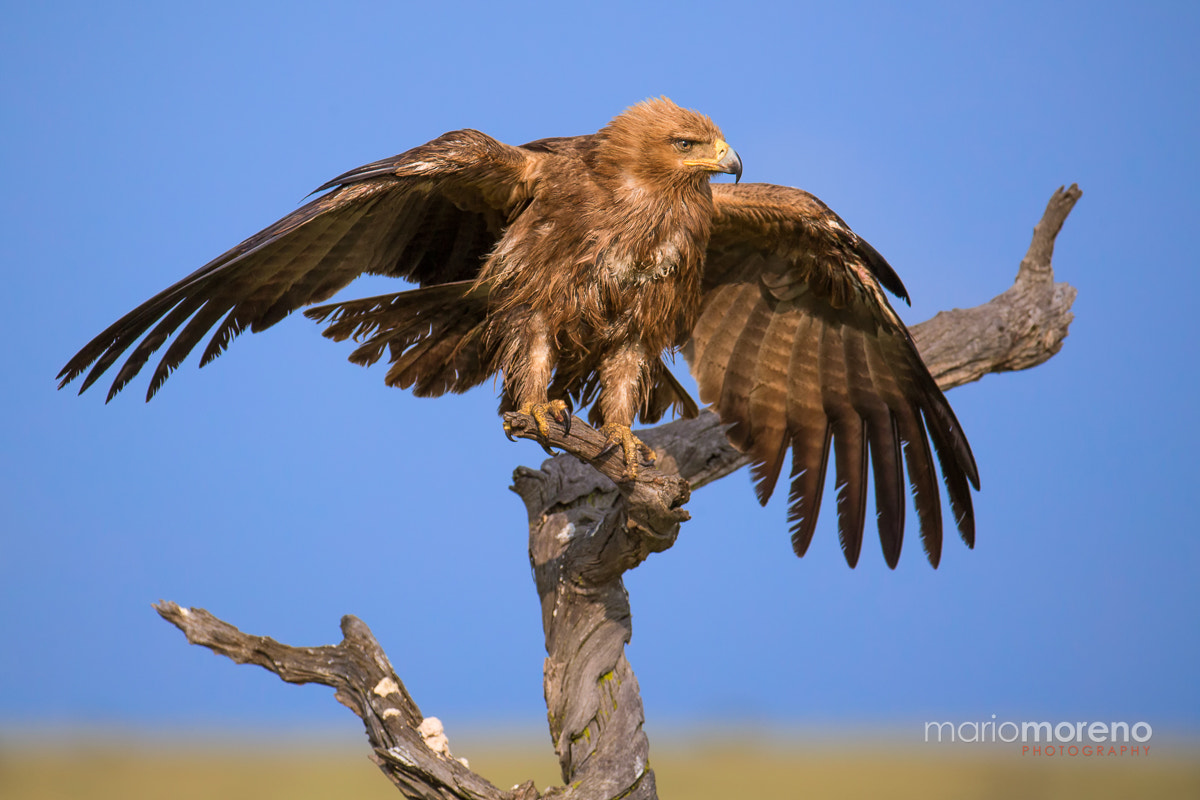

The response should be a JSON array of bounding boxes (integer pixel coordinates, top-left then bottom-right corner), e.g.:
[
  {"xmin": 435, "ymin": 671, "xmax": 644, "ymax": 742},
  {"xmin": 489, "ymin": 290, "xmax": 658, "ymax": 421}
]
[{"xmin": 925, "ymin": 715, "xmax": 1153, "ymax": 757}]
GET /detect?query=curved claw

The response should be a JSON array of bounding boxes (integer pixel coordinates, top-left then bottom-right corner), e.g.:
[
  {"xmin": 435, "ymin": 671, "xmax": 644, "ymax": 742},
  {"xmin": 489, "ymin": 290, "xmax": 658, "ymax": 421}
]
[
  {"xmin": 597, "ymin": 438, "xmax": 619, "ymax": 458},
  {"xmin": 640, "ymin": 444, "xmax": 656, "ymax": 466},
  {"xmin": 553, "ymin": 405, "xmax": 572, "ymax": 437},
  {"xmin": 560, "ymin": 396, "xmax": 574, "ymax": 437}
]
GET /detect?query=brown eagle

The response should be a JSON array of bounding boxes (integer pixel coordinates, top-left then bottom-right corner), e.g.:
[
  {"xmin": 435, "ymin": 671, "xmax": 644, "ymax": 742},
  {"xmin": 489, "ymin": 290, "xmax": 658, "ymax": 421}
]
[{"xmin": 58, "ymin": 98, "xmax": 978, "ymax": 568}]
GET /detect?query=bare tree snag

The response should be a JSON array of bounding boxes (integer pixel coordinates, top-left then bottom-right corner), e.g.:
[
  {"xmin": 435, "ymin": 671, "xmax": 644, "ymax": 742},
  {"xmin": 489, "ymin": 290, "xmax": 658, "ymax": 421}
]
[
  {"xmin": 910, "ymin": 184, "xmax": 1081, "ymax": 391},
  {"xmin": 156, "ymin": 186, "xmax": 1080, "ymax": 800}
]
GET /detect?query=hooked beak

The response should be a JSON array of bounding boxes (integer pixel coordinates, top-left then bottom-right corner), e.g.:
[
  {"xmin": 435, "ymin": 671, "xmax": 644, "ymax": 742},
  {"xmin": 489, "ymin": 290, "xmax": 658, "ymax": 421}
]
[
  {"xmin": 685, "ymin": 139, "xmax": 743, "ymax": 183},
  {"xmin": 714, "ymin": 141, "xmax": 743, "ymax": 183}
]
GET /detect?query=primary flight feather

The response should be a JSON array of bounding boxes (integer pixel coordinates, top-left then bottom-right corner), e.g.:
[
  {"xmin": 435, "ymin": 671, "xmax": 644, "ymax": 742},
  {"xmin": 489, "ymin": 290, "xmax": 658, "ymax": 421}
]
[{"xmin": 59, "ymin": 98, "xmax": 979, "ymax": 568}]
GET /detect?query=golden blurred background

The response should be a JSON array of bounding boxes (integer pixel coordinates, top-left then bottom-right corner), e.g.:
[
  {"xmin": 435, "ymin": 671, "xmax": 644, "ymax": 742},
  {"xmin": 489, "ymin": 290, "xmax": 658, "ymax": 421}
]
[{"xmin": 3, "ymin": 731, "xmax": 1196, "ymax": 800}]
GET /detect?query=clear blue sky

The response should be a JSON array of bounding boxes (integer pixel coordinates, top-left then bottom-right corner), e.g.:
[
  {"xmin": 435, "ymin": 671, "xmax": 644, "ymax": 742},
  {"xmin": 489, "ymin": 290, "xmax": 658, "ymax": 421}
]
[{"xmin": 3, "ymin": 1, "xmax": 1197, "ymax": 743}]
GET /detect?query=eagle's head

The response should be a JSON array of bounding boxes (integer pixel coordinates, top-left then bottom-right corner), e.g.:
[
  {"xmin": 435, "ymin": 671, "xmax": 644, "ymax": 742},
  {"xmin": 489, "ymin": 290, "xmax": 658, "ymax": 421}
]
[{"xmin": 598, "ymin": 97, "xmax": 742, "ymax": 191}]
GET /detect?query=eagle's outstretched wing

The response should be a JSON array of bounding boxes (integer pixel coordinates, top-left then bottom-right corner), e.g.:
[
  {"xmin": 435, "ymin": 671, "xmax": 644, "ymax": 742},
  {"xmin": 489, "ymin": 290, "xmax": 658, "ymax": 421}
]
[
  {"xmin": 687, "ymin": 183, "xmax": 979, "ymax": 568},
  {"xmin": 57, "ymin": 129, "xmax": 540, "ymax": 401}
]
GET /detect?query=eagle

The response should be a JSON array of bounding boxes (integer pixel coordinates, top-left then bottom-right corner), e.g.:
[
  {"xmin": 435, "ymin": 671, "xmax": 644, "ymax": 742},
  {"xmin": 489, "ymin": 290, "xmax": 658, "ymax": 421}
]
[{"xmin": 58, "ymin": 98, "xmax": 978, "ymax": 569}]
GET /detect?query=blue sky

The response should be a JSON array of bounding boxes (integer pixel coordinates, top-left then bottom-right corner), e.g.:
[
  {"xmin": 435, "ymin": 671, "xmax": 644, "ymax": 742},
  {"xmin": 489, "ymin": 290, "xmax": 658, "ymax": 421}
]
[{"xmin": 3, "ymin": 1, "xmax": 1198, "ymax": 744}]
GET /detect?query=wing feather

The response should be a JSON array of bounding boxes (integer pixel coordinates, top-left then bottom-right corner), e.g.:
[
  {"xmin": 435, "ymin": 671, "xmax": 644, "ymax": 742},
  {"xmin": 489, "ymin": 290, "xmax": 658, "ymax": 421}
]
[
  {"xmin": 784, "ymin": 313, "xmax": 834, "ymax": 557},
  {"xmin": 868, "ymin": 328, "xmax": 940, "ymax": 566},
  {"xmin": 686, "ymin": 183, "xmax": 979, "ymax": 568},
  {"xmin": 841, "ymin": 326, "xmax": 905, "ymax": 567},
  {"xmin": 863, "ymin": 332, "xmax": 944, "ymax": 566},
  {"xmin": 717, "ymin": 288, "xmax": 775, "ymax": 453},
  {"xmin": 817, "ymin": 319, "xmax": 870, "ymax": 568},
  {"xmin": 59, "ymin": 129, "xmax": 541, "ymax": 400},
  {"xmin": 690, "ymin": 283, "xmax": 760, "ymax": 409},
  {"xmin": 745, "ymin": 310, "xmax": 796, "ymax": 504}
]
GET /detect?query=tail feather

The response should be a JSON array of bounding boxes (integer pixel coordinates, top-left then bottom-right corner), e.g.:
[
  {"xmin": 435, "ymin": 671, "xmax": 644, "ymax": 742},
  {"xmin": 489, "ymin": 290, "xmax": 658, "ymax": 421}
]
[
  {"xmin": 643, "ymin": 361, "xmax": 699, "ymax": 424},
  {"xmin": 305, "ymin": 280, "xmax": 493, "ymax": 396}
]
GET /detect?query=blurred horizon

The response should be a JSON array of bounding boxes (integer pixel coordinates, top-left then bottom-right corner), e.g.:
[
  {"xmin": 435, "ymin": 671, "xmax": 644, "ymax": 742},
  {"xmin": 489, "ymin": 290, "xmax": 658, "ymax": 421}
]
[{"xmin": 4, "ymin": 727, "xmax": 1198, "ymax": 800}]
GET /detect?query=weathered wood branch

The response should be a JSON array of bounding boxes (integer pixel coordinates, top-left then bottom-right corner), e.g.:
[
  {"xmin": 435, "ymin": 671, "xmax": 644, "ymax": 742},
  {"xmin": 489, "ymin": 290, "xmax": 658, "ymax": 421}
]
[
  {"xmin": 913, "ymin": 184, "xmax": 1081, "ymax": 391},
  {"xmin": 154, "ymin": 601, "xmax": 533, "ymax": 800},
  {"xmin": 156, "ymin": 185, "xmax": 1079, "ymax": 800}
]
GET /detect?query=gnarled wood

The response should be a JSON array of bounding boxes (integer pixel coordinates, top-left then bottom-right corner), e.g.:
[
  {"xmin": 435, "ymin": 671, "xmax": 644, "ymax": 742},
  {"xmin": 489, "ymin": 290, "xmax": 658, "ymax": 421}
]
[
  {"xmin": 911, "ymin": 184, "xmax": 1081, "ymax": 390},
  {"xmin": 154, "ymin": 602, "xmax": 534, "ymax": 800}
]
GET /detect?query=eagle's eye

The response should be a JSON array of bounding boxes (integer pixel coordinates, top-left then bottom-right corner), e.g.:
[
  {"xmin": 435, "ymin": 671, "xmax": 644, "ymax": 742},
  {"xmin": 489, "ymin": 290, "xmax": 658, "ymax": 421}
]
[{"xmin": 673, "ymin": 139, "xmax": 695, "ymax": 152}]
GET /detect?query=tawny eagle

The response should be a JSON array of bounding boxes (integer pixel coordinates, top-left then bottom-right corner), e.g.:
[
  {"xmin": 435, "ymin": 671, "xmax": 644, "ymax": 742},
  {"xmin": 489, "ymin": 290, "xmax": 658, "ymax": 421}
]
[{"xmin": 58, "ymin": 98, "xmax": 978, "ymax": 568}]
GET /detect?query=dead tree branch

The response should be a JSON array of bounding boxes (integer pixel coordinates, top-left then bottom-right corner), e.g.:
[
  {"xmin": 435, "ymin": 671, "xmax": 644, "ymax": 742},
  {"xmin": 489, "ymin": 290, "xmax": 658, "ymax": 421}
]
[
  {"xmin": 153, "ymin": 602, "xmax": 532, "ymax": 800},
  {"xmin": 157, "ymin": 185, "xmax": 1080, "ymax": 800},
  {"xmin": 913, "ymin": 184, "xmax": 1081, "ymax": 390}
]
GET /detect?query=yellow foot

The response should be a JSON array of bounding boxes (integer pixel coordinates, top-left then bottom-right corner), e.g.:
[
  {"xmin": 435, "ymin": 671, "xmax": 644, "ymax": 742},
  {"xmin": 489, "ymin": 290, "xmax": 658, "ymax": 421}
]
[
  {"xmin": 599, "ymin": 423, "xmax": 656, "ymax": 480},
  {"xmin": 504, "ymin": 400, "xmax": 572, "ymax": 453}
]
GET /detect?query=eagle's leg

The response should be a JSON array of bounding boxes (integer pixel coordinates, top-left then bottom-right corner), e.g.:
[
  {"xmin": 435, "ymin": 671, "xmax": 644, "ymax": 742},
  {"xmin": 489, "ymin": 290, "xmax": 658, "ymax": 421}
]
[
  {"xmin": 597, "ymin": 340, "xmax": 656, "ymax": 480},
  {"xmin": 500, "ymin": 312, "xmax": 570, "ymax": 449}
]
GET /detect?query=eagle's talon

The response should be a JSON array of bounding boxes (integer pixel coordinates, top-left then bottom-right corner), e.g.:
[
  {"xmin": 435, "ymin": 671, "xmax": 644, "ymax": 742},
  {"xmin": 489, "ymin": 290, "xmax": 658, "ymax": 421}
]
[
  {"xmin": 640, "ymin": 444, "xmax": 657, "ymax": 466},
  {"xmin": 599, "ymin": 422, "xmax": 652, "ymax": 480},
  {"xmin": 514, "ymin": 400, "xmax": 570, "ymax": 452},
  {"xmin": 561, "ymin": 397, "xmax": 575, "ymax": 436}
]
